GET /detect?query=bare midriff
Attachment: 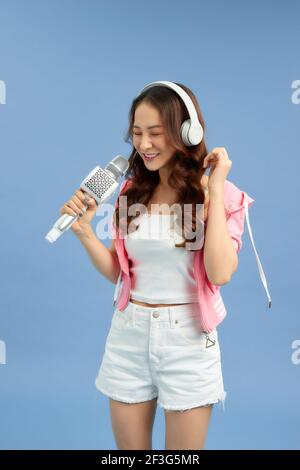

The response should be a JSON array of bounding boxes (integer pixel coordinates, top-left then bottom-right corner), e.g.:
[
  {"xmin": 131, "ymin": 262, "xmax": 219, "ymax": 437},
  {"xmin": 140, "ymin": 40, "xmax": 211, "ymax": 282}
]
[{"xmin": 129, "ymin": 298, "xmax": 198, "ymax": 308}]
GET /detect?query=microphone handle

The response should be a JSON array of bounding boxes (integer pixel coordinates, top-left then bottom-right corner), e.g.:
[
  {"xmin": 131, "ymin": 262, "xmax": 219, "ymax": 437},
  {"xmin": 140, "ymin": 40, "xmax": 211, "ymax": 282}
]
[
  {"xmin": 45, "ymin": 177, "xmax": 120, "ymax": 243},
  {"xmin": 58, "ymin": 206, "xmax": 87, "ymax": 231},
  {"xmin": 45, "ymin": 204, "xmax": 88, "ymax": 243}
]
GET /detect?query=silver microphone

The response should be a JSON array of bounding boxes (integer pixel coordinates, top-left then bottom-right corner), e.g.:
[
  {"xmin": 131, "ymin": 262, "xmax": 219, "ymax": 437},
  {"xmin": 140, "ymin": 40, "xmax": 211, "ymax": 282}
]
[{"xmin": 45, "ymin": 155, "xmax": 129, "ymax": 243}]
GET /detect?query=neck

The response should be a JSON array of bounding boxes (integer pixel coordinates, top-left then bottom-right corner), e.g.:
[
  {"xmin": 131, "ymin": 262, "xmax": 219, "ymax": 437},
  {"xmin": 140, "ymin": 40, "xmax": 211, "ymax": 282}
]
[{"xmin": 158, "ymin": 167, "xmax": 171, "ymax": 190}]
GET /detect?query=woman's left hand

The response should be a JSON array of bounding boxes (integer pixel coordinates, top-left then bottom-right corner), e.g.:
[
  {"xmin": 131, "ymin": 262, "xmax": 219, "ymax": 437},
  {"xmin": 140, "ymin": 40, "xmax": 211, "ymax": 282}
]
[{"xmin": 203, "ymin": 147, "xmax": 232, "ymax": 191}]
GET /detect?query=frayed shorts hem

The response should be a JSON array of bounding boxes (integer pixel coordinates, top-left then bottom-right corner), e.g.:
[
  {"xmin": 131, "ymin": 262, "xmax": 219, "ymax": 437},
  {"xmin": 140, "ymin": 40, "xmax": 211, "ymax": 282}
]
[
  {"xmin": 96, "ymin": 382, "xmax": 226, "ymax": 412},
  {"xmin": 95, "ymin": 384, "xmax": 158, "ymax": 404},
  {"xmin": 158, "ymin": 391, "xmax": 227, "ymax": 413}
]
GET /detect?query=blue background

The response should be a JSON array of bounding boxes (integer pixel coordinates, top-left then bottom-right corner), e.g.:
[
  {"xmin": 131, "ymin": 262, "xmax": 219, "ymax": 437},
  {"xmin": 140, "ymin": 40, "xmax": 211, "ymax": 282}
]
[{"xmin": 0, "ymin": 0, "xmax": 299, "ymax": 450}]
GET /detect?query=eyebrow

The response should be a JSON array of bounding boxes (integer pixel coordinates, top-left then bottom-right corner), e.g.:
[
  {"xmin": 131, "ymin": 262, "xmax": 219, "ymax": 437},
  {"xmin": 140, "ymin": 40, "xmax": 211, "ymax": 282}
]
[{"xmin": 133, "ymin": 125, "xmax": 163, "ymax": 129}]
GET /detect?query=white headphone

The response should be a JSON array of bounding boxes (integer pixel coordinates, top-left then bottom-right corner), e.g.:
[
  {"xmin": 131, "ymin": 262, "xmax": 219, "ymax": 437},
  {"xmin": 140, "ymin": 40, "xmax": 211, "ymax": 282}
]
[{"xmin": 137, "ymin": 80, "xmax": 204, "ymax": 147}]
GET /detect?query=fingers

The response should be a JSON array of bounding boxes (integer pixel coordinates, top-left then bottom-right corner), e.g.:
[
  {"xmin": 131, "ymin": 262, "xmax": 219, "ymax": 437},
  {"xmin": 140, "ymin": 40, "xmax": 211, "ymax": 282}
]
[
  {"xmin": 75, "ymin": 189, "xmax": 89, "ymax": 205},
  {"xmin": 60, "ymin": 205, "xmax": 77, "ymax": 217},
  {"xmin": 60, "ymin": 200, "xmax": 81, "ymax": 217},
  {"xmin": 203, "ymin": 153, "xmax": 218, "ymax": 168},
  {"xmin": 73, "ymin": 193, "xmax": 86, "ymax": 211},
  {"xmin": 68, "ymin": 200, "xmax": 84, "ymax": 216},
  {"xmin": 75, "ymin": 189, "xmax": 97, "ymax": 207},
  {"xmin": 59, "ymin": 189, "xmax": 97, "ymax": 217},
  {"xmin": 203, "ymin": 147, "xmax": 228, "ymax": 167},
  {"xmin": 85, "ymin": 195, "xmax": 97, "ymax": 207},
  {"xmin": 60, "ymin": 189, "xmax": 87, "ymax": 217}
]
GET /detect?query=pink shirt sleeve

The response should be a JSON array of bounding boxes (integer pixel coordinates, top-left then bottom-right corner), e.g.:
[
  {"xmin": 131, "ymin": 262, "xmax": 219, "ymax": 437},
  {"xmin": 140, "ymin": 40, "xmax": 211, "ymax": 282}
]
[
  {"xmin": 223, "ymin": 179, "xmax": 255, "ymax": 253},
  {"xmin": 110, "ymin": 179, "xmax": 130, "ymax": 239}
]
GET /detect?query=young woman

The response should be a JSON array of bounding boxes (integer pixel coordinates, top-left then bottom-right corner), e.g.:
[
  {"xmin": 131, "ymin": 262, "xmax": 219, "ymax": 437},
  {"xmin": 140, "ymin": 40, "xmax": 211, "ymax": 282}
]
[{"xmin": 60, "ymin": 82, "xmax": 271, "ymax": 450}]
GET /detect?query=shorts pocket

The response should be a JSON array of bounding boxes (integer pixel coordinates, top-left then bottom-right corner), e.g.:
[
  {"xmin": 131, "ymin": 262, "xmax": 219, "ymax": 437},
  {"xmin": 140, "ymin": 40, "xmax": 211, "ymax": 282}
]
[
  {"xmin": 177, "ymin": 315, "xmax": 218, "ymax": 347},
  {"xmin": 111, "ymin": 306, "xmax": 131, "ymax": 332}
]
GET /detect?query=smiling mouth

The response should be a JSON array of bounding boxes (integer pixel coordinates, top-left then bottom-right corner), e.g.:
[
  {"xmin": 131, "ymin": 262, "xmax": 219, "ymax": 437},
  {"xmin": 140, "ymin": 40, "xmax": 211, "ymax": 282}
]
[{"xmin": 143, "ymin": 153, "xmax": 160, "ymax": 161}]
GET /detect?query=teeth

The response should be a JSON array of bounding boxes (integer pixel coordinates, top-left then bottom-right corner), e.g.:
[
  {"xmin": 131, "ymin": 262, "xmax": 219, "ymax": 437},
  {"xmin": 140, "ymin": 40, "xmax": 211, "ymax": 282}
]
[{"xmin": 144, "ymin": 153, "xmax": 158, "ymax": 157}]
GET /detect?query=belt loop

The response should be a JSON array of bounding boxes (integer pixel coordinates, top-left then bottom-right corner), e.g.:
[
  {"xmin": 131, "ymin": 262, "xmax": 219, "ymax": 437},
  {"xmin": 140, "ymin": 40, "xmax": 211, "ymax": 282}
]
[
  {"xmin": 168, "ymin": 307, "xmax": 174, "ymax": 329},
  {"xmin": 131, "ymin": 302, "xmax": 137, "ymax": 327}
]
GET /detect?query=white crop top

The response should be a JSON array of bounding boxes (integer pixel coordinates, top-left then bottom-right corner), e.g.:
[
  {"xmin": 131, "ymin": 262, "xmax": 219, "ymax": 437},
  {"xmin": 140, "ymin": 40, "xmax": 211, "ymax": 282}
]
[{"xmin": 124, "ymin": 212, "xmax": 199, "ymax": 304}]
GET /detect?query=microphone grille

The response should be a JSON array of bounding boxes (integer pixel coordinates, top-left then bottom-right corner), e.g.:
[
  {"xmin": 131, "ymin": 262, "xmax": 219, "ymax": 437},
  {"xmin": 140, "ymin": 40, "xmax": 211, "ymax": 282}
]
[{"xmin": 84, "ymin": 167, "xmax": 115, "ymax": 199}]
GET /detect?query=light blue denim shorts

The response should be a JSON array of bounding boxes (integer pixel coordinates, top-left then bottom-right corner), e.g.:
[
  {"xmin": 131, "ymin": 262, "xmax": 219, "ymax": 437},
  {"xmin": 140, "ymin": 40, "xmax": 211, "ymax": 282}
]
[{"xmin": 95, "ymin": 301, "xmax": 226, "ymax": 412}]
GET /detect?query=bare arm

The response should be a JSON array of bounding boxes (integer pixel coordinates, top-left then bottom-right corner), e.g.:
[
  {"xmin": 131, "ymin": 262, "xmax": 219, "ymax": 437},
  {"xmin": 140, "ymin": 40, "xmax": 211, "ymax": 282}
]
[
  {"xmin": 59, "ymin": 187, "xmax": 121, "ymax": 285},
  {"xmin": 203, "ymin": 185, "xmax": 238, "ymax": 285}
]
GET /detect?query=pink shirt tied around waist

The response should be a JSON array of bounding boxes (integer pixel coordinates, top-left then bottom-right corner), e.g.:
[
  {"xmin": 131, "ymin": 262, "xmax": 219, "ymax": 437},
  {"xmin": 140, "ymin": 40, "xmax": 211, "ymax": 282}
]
[{"xmin": 111, "ymin": 178, "xmax": 272, "ymax": 333}]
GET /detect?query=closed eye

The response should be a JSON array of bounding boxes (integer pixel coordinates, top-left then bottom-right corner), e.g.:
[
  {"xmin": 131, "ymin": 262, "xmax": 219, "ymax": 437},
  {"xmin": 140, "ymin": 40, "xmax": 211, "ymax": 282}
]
[{"xmin": 133, "ymin": 133, "xmax": 161, "ymax": 136}]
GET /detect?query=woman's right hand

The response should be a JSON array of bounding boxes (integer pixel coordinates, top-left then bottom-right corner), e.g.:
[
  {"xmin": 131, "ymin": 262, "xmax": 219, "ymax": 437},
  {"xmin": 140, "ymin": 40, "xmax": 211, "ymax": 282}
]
[{"xmin": 59, "ymin": 189, "xmax": 98, "ymax": 235}]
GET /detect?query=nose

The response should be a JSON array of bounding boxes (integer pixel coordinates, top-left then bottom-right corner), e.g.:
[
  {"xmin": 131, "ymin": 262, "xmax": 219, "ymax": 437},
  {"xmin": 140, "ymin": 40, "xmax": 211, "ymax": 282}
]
[{"xmin": 140, "ymin": 134, "xmax": 154, "ymax": 152}]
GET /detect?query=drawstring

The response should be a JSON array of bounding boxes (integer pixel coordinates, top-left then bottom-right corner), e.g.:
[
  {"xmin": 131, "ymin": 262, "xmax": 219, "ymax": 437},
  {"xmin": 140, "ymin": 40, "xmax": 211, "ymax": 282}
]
[{"xmin": 244, "ymin": 202, "xmax": 272, "ymax": 308}]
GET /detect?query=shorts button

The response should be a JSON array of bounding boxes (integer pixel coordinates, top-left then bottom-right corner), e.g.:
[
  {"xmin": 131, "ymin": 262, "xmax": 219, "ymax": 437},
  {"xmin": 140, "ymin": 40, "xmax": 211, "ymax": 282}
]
[{"xmin": 152, "ymin": 312, "xmax": 160, "ymax": 318}]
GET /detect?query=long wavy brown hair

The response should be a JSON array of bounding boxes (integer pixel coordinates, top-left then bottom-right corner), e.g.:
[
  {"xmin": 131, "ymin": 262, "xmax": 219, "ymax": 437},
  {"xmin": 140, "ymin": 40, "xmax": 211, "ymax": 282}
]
[{"xmin": 113, "ymin": 82, "xmax": 209, "ymax": 250}]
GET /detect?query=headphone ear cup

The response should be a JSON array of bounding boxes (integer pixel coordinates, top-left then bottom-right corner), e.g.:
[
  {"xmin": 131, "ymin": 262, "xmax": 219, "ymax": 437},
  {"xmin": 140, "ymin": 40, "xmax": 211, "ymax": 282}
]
[
  {"xmin": 180, "ymin": 120, "xmax": 192, "ymax": 146},
  {"xmin": 181, "ymin": 119, "xmax": 203, "ymax": 146},
  {"xmin": 189, "ymin": 123, "xmax": 203, "ymax": 146}
]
